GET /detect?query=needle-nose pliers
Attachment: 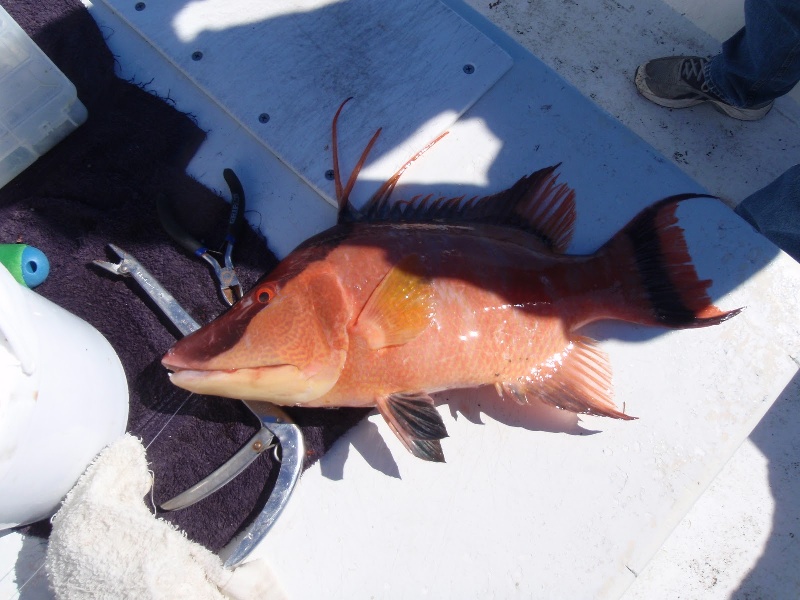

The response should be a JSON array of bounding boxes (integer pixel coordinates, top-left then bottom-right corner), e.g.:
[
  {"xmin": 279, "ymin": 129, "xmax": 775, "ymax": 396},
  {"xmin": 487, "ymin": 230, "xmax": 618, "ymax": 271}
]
[{"xmin": 157, "ymin": 168, "xmax": 245, "ymax": 306}]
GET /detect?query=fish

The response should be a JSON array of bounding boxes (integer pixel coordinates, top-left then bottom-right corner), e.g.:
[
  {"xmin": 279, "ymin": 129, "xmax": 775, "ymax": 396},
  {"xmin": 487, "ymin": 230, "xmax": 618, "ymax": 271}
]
[{"xmin": 162, "ymin": 99, "xmax": 740, "ymax": 462}]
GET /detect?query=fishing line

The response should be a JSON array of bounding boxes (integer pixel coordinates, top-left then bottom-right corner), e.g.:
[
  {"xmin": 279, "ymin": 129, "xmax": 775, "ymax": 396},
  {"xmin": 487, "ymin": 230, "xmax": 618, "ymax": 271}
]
[
  {"xmin": 144, "ymin": 392, "xmax": 195, "ymax": 451},
  {"xmin": 16, "ymin": 549, "xmax": 47, "ymax": 593}
]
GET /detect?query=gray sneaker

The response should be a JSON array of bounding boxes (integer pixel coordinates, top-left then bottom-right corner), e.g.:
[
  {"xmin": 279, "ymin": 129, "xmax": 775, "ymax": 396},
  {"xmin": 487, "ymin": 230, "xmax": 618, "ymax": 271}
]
[{"xmin": 634, "ymin": 56, "xmax": 773, "ymax": 121}]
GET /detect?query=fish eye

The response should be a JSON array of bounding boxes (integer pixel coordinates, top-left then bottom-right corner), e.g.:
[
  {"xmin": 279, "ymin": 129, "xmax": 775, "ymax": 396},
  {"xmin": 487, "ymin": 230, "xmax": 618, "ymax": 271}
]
[{"xmin": 256, "ymin": 285, "xmax": 275, "ymax": 304}]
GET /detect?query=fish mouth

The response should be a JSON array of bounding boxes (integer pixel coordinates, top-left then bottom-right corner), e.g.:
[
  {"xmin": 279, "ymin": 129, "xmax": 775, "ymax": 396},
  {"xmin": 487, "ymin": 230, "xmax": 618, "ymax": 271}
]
[{"xmin": 163, "ymin": 363, "xmax": 329, "ymax": 404}]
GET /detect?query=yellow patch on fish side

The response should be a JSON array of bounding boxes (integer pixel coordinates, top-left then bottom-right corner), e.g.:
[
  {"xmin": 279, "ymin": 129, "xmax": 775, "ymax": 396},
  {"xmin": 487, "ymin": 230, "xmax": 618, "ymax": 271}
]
[{"xmin": 354, "ymin": 255, "xmax": 435, "ymax": 350}]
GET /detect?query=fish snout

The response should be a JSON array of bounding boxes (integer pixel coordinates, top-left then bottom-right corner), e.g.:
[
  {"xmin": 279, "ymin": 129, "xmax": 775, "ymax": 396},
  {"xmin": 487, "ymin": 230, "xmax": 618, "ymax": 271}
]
[
  {"xmin": 161, "ymin": 334, "xmax": 220, "ymax": 372},
  {"xmin": 161, "ymin": 346, "xmax": 192, "ymax": 373}
]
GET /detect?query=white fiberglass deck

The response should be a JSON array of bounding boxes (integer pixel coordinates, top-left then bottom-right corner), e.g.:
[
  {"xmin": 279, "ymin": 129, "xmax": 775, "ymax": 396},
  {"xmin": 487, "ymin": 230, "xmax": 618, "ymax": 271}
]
[{"xmin": 3, "ymin": 0, "xmax": 800, "ymax": 598}]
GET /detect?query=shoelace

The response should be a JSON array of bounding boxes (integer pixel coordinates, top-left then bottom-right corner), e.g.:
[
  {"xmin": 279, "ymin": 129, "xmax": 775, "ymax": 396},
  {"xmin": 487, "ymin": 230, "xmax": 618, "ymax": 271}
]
[{"xmin": 680, "ymin": 57, "xmax": 710, "ymax": 92}]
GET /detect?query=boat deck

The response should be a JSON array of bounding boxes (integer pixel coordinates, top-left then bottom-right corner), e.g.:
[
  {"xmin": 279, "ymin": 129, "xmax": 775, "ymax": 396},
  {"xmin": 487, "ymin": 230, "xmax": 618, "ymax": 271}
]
[{"xmin": 2, "ymin": 0, "xmax": 799, "ymax": 598}]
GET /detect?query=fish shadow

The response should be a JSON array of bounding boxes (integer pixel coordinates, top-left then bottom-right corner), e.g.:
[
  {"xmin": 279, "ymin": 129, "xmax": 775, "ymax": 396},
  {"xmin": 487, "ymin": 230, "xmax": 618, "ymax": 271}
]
[
  {"xmin": 440, "ymin": 386, "xmax": 596, "ymax": 436},
  {"xmin": 319, "ymin": 416, "xmax": 403, "ymax": 480},
  {"xmin": 319, "ymin": 385, "xmax": 598, "ymax": 482}
]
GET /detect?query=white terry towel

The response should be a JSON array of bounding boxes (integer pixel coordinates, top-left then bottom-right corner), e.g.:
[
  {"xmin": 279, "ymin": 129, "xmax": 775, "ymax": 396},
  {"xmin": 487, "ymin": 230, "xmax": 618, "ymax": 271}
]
[{"xmin": 45, "ymin": 434, "xmax": 286, "ymax": 600}]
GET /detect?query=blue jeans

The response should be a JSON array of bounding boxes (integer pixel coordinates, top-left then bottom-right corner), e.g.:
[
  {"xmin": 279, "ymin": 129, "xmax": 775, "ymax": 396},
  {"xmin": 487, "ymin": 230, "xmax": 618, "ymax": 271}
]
[
  {"xmin": 706, "ymin": 0, "xmax": 800, "ymax": 107},
  {"xmin": 736, "ymin": 165, "xmax": 800, "ymax": 262}
]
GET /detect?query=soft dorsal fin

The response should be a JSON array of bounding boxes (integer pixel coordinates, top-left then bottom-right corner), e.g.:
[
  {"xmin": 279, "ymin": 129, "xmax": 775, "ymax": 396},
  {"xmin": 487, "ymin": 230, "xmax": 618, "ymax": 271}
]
[
  {"xmin": 496, "ymin": 335, "xmax": 635, "ymax": 420},
  {"xmin": 362, "ymin": 165, "xmax": 577, "ymax": 253},
  {"xmin": 376, "ymin": 392, "xmax": 448, "ymax": 462},
  {"xmin": 353, "ymin": 255, "xmax": 435, "ymax": 350}
]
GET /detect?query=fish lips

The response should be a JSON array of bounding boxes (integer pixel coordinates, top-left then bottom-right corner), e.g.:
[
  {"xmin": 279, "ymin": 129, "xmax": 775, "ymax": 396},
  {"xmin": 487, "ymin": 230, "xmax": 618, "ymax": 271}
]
[{"xmin": 162, "ymin": 358, "xmax": 331, "ymax": 405}]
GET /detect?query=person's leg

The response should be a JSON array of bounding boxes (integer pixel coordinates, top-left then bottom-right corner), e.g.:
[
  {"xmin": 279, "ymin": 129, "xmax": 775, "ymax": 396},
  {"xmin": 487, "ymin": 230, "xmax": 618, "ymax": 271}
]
[
  {"xmin": 635, "ymin": 0, "xmax": 800, "ymax": 120},
  {"xmin": 735, "ymin": 164, "xmax": 800, "ymax": 263},
  {"xmin": 706, "ymin": 0, "xmax": 800, "ymax": 108}
]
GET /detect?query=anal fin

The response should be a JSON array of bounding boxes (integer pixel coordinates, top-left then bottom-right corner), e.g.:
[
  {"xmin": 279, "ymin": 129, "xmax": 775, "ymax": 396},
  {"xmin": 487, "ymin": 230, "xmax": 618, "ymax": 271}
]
[
  {"xmin": 376, "ymin": 392, "xmax": 448, "ymax": 462},
  {"xmin": 501, "ymin": 336, "xmax": 635, "ymax": 420}
]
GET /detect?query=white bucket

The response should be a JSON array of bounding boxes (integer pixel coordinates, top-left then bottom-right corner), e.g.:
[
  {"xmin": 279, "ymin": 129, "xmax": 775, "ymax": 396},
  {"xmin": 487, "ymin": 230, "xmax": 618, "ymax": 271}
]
[{"xmin": 0, "ymin": 263, "xmax": 129, "ymax": 529}]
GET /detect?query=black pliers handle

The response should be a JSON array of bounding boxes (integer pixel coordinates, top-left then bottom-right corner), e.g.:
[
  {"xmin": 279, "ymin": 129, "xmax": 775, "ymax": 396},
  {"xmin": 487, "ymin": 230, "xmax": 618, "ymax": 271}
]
[{"xmin": 158, "ymin": 168, "xmax": 245, "ymax": 306}]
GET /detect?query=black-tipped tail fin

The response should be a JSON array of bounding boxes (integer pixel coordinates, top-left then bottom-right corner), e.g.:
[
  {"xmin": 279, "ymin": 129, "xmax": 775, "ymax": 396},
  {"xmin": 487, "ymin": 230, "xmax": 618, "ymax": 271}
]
[{"xmin": 599, "ymin": 194, "xmax": 742, "ymax": 328}]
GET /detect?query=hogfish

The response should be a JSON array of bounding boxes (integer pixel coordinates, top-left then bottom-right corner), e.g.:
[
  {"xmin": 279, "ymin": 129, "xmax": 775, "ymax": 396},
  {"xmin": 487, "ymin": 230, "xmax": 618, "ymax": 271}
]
[{"xmin": 162, "ymin": 100, "xmax": 739, "ymax": 462}]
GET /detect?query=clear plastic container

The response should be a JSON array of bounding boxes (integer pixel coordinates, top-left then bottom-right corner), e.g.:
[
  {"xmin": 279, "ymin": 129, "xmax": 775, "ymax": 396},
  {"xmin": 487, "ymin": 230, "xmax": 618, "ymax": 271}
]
[{"xmin": 0, "ymin": 5, "xmax": 87, "ymax": 189}]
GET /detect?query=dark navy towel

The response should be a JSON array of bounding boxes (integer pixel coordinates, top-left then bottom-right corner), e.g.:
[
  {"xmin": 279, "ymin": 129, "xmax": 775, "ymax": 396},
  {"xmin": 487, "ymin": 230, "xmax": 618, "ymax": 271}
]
[{"xmin": 1, "ymin": 0, "xmax": 368, "ymax": 551}]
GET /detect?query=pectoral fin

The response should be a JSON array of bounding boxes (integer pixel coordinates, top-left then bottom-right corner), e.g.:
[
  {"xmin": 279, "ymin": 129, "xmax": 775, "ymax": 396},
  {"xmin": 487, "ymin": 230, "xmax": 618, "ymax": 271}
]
[
  {"xmin": 376, "ymin": 392, "xmax": 448, "ymax": 462},
  {"xmin": 355, "ymin": 255, "xmax": 435, "ymax": 350}
]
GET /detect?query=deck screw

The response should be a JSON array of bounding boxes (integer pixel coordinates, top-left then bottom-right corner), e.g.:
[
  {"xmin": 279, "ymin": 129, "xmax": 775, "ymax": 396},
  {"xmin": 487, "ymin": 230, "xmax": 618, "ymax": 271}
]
[
  {"xmin": 134, "ymin": 2, "xmax": 146, "ymax": 11},
  {"xmin": 191, "ymin": 51, "xmax": 203, "ymax": 61},
  {"xmin": 324, "ymin": 169, "xmax": 335, "ymax": 181},
  {"xmin": 463, "ymin": 63, "xmax": 475, "ymax": 74},
  {"xmin": 258, "ymin": 113, "xmax": 270, "ymax": 124}
]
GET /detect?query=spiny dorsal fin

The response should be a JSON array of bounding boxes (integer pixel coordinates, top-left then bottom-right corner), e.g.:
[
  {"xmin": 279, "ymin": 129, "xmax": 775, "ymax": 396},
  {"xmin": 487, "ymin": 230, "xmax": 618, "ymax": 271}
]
[
  {"xmin": 497, "ymin": 336, "xmax": 635, "ymax": 420},
  {"xmin": 376, "ymin": 392, "xmax": 448, "ymax": 462},
  {"xmin": 331, "ymin": 98, "xmax": 383, "ymax": 222},
  {"xmin": 361, "ymin": 165, "xmax": 577, "ymax": 252},
  {"xmin": 332, "ymin": 98, "xmax": 447, "ymax": 224},
  {"xmin": 354, "ymin": 255, "xmax": 435, "ymax": 350}
]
